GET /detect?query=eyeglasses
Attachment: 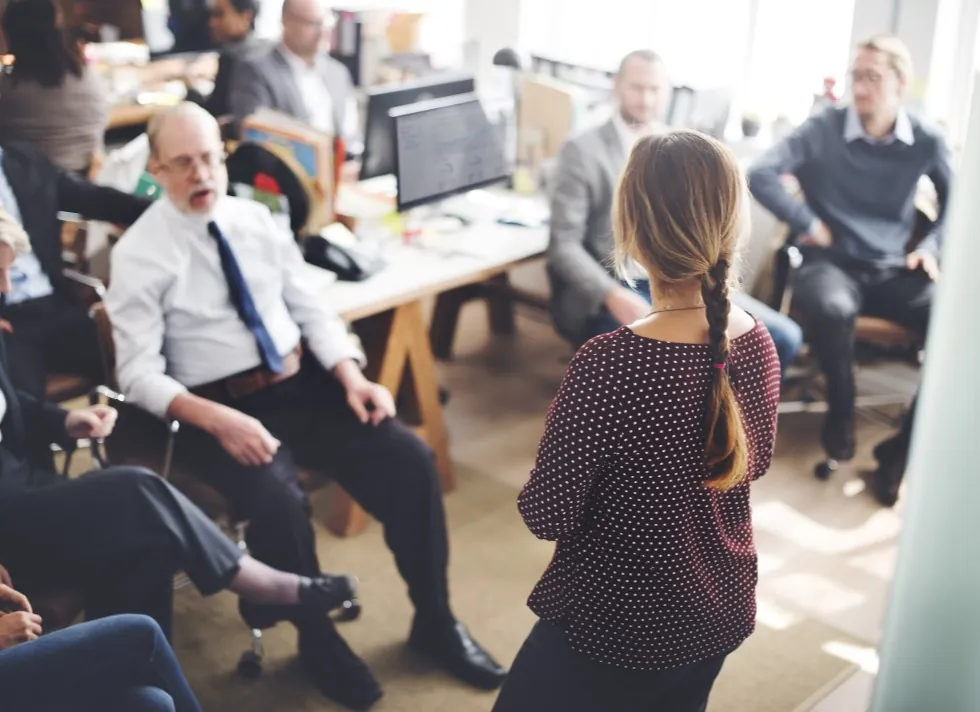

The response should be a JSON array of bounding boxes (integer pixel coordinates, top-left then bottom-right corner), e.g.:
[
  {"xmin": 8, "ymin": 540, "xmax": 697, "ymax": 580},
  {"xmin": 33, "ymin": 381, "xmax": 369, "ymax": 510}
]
[
  {"xmin": 851, "ymin": 70, "xmax": 886, "ymax": 86},
  {"xmin": 159, "ymin": 151, "xmax": 227, "ymax": 176}
]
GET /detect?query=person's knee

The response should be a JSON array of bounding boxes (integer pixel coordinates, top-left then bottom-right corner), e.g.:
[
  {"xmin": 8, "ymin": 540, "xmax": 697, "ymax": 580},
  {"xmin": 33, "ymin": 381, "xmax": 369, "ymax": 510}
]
[
  {"xmin": 111, "ymin": 686, "xmax": 176, "ymax": 712},
  {"xmin": 798, "ymin": 289, "xmax": 859, "ymax": 326},
  {"xmin": 98, "ymin": 614, "xmax": 166, "ymax": 655}
]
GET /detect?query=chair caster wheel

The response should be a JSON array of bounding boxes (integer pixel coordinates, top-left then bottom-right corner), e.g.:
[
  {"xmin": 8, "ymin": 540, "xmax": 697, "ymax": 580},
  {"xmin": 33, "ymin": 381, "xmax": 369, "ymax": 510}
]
[
  {"xmin": 333, "ymin": 598, "xmax": 362, "ymax": 623},
  {"xmin": 815, "ymin": 459, "xmax": 840, "ymax": 481},
  {"xmin": 237, "ymin": 650, "xmax": 263, "ymax": 679}
]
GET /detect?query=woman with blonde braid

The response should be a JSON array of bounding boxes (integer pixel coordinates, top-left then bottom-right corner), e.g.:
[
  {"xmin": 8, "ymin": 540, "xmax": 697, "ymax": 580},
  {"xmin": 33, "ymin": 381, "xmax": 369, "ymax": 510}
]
[{"xmin": 494, "ymin": 130, "xmax": 782, "ymax": 712}]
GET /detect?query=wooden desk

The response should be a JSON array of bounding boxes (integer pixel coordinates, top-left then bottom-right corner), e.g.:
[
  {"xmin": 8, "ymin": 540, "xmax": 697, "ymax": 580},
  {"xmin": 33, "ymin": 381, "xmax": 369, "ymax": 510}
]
[{"xmin": 320, "ymin": 221, "xmax": 548, "ymax": 536}]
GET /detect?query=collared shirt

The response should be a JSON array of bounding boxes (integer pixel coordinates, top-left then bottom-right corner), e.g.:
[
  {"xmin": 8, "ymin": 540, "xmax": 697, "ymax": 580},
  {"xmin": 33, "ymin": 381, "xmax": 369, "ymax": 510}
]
[
  {"xmin": 843, "ymin": 104, "xmax": 915, "ymax": 146},
  {"xmin": 612, "ymin": 112, "xmax": 655, "ymax": 157},
  {"xmin": 105, "ymin": 195, "xmax": 364, "ymax": 419},
  {"xmin": 279, "ymin": 45, "xmax": 359, "ymax": 139},
  {"xmin": 0, "ymin": 149, "xmax": 54, "ymax": 306},
  {"xmin": 280, "ymin": 45, "xmax": 336, "ymax": 134}
]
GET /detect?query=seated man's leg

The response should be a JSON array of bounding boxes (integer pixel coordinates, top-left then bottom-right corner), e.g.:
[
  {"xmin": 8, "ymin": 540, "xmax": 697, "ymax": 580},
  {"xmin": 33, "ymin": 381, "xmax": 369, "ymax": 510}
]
[
  {"xmin": 870, "ymin": 393, "xmax": 917, "ymax": 506},
  {"xmin": 0, "ymin": 467, "xmax": 242, "ymax": 637},
  {"xmin": 170, "ymin": 421, "xmax": 383, "ymax": 708},
  {"xmin": 792, "ymin": 253, "xmax": 864, "ymax": 460},
  {"xmin": 731, "ymin": 292, "xmax": 803, "ymax": 374},
  {"xmin": 277, "ymin": 368, "xmax": 507, "ymax": 690},
  {"xmin": 863, "ymin": 269, "xmax": 933, "ymax": 506},
  {"xmin": 171, "ymin": 427, "xmax": 321, "ymax": 599},
  {"xmin": 41, "ymin": 293, "xmax": 106, "ymax": 386},
  {"xmin": 0, "ymin": 614, "xmax": 201, "ymax": 712},
  {"xmin": 3, "ymin": 294, "xmax": 103, "ymax": 398}
]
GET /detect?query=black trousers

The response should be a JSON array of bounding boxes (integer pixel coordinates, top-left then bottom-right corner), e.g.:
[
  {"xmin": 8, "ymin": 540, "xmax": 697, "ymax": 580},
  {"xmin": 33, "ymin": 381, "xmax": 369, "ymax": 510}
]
[
  {"xmin": 792, "ymin": 249, "xmax": 931, "ymax": 422},
  {"xmin": 0, "ymin": 466, "xmax": 242, "ymax": 638},
  {"xmin": 492, "ymin": 620, "xmax": 727, "ymax": 712},
  {"xmin": 2, "ymin": 292, "xmax": 104, "ymax": 401},
  {"xmin": 173, "ymin": 358, "xmax": 454, "ymax": 630}
]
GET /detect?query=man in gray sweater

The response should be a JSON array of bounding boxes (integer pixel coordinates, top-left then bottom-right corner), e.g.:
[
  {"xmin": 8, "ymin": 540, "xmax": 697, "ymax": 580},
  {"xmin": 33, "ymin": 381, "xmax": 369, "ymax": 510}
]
[{"xmin": 748, "ymin": 34, "xmax": 952, "ymax": 478}]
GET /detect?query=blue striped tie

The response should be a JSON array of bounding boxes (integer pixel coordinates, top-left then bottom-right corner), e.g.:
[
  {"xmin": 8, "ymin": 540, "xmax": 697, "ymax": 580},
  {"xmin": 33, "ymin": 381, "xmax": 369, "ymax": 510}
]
[{"xmin": 208, "ymin": 221, "xmax": 285, "ymax": 374}]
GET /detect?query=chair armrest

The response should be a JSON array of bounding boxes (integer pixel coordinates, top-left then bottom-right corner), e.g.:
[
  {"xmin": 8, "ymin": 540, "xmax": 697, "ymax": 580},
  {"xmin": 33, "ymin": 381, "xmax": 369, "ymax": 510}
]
[
  {"xmin": 771, "ymin": 244, "xmax": 804, "ymax": 316},
  {"xmin": 96, "ymin": 386, "xmax": 180, "ymax": 479},
  {"xmin": 62, "ymin": 269, "xmax": 106, "ymax": 308}
]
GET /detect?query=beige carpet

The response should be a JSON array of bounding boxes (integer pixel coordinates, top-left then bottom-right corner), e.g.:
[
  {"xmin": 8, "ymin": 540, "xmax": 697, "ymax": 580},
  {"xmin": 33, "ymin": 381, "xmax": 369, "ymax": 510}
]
[{"xmin": 171, "ymin": 463, "xmax": 864, "ymax": 712}]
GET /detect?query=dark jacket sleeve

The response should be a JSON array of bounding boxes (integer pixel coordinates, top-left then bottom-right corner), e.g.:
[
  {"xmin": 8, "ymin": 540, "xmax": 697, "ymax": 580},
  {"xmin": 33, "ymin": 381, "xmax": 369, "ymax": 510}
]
[
  {"xmin": 56, "ymin": 168, "xmax": 152, "ymax": 226},
  {"xmin": 187, "ymin": 52, "xmax": 235, "ymax": 118},
  {"xmin": 747, "ymin": 116, "xmax": 825, "ymax": 236},
  {"xmin": 15, "ymin": 388, "xmax": 72, "ymax": 449}
]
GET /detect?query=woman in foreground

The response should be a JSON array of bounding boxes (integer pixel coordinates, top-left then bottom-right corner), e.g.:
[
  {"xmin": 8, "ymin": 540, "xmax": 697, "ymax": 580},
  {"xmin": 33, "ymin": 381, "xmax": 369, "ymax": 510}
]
[{"xmin": 494, "ymin": 130, "xmax": 782, "ymax": 712}]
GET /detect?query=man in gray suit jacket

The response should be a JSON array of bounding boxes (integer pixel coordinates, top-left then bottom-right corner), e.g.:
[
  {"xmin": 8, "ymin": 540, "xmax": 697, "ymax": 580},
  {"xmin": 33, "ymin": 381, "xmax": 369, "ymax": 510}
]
[
  {"xmin": 548, "ymin": 50, "xmax": 802, "ymax": 371},
  {"xmin": 228, "ymin": 0, "xmax": 357, "ymax": 140}
]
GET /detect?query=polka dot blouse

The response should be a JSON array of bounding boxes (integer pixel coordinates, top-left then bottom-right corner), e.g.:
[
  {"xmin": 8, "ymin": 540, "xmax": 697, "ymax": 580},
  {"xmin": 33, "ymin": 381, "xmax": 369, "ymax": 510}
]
[{"xmin": 519, "ymin": 322, "xmax": 781, "ymax": 671}]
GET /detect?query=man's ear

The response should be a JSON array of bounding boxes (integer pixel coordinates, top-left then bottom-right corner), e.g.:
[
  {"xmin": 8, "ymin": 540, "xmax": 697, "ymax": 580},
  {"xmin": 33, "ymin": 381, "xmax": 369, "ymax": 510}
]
[{"xmin": 147, "ymin": 157, "xmax": 163, "ymax": 180}]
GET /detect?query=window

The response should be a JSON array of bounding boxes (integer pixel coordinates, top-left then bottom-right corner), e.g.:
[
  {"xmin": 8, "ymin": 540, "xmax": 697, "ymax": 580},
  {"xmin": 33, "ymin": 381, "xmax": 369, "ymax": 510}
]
[
  {"xmin": 519, "ymin": 0, "xmax": 657, "ymax": 72},
  {"xmin": 744, "ymin": 0, "xmax": 856, "ymax": 124},
  {"xmin": 651, "ymin": 0, "xmax": 752, "ymax": 89},
  {"xmin": 519, "ymin": 0, "xmax": 856, "ymax": 124}
]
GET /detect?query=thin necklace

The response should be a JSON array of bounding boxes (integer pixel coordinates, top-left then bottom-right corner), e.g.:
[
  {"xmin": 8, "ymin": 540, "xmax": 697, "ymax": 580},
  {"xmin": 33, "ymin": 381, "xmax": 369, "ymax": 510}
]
[{"xmin": 649, "ymin": 304, "xmax": 706, "ymax": 315}]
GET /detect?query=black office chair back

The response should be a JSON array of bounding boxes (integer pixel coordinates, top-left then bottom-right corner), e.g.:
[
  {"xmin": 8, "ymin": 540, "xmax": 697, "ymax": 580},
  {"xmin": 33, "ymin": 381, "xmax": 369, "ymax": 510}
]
[{"xmin": 226, "ymin": 142, "xmax": 311, "ymax": 238}]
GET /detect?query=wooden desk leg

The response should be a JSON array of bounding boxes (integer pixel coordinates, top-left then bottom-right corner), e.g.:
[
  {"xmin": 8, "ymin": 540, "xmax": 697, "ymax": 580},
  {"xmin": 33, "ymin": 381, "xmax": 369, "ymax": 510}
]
[
  {"xmin": 486, "ymin": 273, "xmax": 517, "ymax": 335},
  {"xmin": 402, "ymin": 301, "xmax": 454, "ymax": 490},
  {"xmin": 326, "ymin": 301, "xmax": 454, "ymax": 537},
  {"xmin": 429, "ymin": 284, "xmax": 479, "ymax": 361}
]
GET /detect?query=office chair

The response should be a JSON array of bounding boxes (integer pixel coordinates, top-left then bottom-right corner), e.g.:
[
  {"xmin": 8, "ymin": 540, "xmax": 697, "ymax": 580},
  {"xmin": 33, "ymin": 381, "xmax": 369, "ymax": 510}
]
[
  {"xmin": 769, "ymin": 225, "xmax": 926, "ymax": 480},
  {"xmin": 89, "ymin": 303, "xmax": 361, "ymax": 679}
]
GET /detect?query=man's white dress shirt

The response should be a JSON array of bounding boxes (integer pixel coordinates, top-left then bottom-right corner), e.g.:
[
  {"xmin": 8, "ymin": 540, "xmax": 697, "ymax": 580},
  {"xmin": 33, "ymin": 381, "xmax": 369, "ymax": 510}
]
[
  {"xmin": 280, "ymin": 45, "xmax": 336, "ymax": 135},
  {"xmin": 279, "ymin": 45, "xmax": 359, "ymax": 139},
  {"xmin": 105, "ymin": 195, "xmax": 363, "ymax": 420}
]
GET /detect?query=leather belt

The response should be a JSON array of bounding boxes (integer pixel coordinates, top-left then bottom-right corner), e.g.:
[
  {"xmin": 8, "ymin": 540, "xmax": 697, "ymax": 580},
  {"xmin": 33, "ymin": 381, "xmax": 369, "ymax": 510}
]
[{"xmin": 192, "ymin": 345, "xmax": 303, "ymax": 402}]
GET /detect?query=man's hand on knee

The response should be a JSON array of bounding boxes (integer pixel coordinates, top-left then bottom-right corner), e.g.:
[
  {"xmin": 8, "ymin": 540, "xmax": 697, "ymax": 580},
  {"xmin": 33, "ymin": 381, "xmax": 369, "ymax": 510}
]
[
  {"xmin": 333, "ymin": 359, "xmax": 396, "ymax": 426},
  {"xmin": 905, "ymin": 250, "xmax": 940, "ymax": 282},
  {"xmin": 211, "ymin": 407, "xmax": 281, "ymax": 467}
]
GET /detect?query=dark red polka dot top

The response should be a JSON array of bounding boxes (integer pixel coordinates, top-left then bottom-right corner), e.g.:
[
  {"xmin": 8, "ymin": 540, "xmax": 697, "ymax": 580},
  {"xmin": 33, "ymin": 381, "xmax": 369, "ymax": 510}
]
[{"xmin": 519, "ymin": 322, "xmax": 781, "ymax": 671}]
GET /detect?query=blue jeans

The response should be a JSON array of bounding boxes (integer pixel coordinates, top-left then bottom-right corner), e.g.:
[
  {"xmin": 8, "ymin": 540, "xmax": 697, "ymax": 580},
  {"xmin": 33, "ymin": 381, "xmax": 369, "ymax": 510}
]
[
  {"xmin": 0, "ymin": 614, "xmax": 201, "ymax": 712},
  {"xmin": 587, "ymin": 281, "xmax": 803, "ymax": 374}
]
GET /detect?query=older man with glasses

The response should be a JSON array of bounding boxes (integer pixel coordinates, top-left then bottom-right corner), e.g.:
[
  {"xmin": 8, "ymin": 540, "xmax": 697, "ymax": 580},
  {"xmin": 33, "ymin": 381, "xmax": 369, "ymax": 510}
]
[{"xmin": 104, "ymin": 103, "xmax": 506, "ymax": 711}]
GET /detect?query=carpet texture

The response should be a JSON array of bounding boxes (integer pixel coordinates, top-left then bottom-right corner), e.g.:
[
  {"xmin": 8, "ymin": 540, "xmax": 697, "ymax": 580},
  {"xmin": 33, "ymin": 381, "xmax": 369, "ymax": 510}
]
[{"xmin": 171, "ymin": 464, "xmax": 864, "ymax": 712}]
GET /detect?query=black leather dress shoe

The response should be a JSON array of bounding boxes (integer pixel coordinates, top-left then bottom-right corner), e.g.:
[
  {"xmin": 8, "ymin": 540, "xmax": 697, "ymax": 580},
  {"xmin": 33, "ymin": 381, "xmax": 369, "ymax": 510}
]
[
  {"xmin": 300, "ymin": 619, "xmax": 383, "ymax": 711},
  {"xmin": 870, "ymin": 438, "xmax": 906, "ymax": 508},
  {"xmin": 240, "ymin": 573, "xmax": 358, "ymax": 630},
  {"xmin": 300, "ymin": 573, "xmax": 359, "ymax": 614},
  {"xmin": 409, "ymin": 621, "xmax": 507, "ymax": 690}
]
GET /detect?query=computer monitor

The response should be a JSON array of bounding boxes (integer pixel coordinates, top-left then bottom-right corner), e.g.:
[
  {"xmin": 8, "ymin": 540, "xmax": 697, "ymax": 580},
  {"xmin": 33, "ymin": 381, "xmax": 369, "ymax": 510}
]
[
  {"xmin": 391, "ymin": 94, "xmax": 510, "ymax": 212},
  {"xmin": 359, "ymin": 73, "xmax": 475, "ymax": 181}
]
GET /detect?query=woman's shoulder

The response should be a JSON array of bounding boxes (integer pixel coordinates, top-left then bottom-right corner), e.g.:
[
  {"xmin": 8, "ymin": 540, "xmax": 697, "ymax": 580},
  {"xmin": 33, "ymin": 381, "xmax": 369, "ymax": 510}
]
[{"xmin": 728, "ymin": 304, "xmax": 757, "ymax": 340}]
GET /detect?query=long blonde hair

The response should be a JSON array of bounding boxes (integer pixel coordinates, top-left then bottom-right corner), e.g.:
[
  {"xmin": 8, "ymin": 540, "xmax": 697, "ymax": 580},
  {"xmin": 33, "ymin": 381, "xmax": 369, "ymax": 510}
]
[{"xmin": 613, "ymin": 130, "xmax": 749, "ymax": 490}]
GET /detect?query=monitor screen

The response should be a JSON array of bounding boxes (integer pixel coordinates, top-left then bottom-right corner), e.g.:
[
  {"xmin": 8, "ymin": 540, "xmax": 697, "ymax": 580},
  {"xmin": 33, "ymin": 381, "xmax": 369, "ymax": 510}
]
[
  {"xmin": 360, "ymin": 73, "xmax": 475, "ymax": 181},
  {"xmin": 392, "ymin": 94, "xmax": 510, "ymax": 212}
]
